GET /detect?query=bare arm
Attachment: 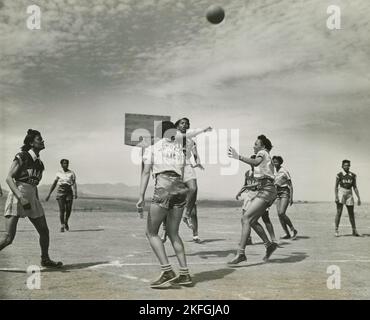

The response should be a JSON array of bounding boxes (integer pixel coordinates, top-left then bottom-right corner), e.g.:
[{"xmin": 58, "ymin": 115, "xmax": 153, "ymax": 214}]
[
  {"xmin": 288, "ymin": 180, "xmax": 294, "ymax": 205},
  {"xmin": 136, "ymin": 163, "xmax": 152, "ymax": 208},
  {"xmin": 6, "ymin": 161, "xmax": 29, "ymax": 206},
  {"xmin": 228, "ymin": 147, "xmax": 262, "ymax": 166},
  {"xmin": 73, "ymin": 174, "xmax": 78, "ymax": 199},
  {"xmin": 353, "ymin": 177, "xmax": 361, "ymax": 205},
  {"xmin": 191, "ymin": 143, "xmax": 205, "ymax": 170},
  {"xmin": 45, "ymin": 178, "xmax": 59, "ymax": 201},
  {"xmin": 0, "ymin": 184, "xmax": 2, "ymax": 197},
  {"xmin": 175, "ymin": 127, "xmax": 212, "ymax": 142},
  {"xmin": 334, "ymin": 176, "xmax": 339, "ymax": 202}
]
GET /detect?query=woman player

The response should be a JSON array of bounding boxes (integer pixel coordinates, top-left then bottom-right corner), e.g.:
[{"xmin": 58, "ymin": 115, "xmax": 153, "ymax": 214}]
[
  {"xmin": 236, "ymin": 155, "xmax": 277, "ymax": 245},
  {"xmin": 0, "ymin": 129, "xmax": 63, "ymax": 268},
  {"xmin": 228, "ymin": 135, "xmax": 278, "ymax": 264},
  {"xmin": 334, "ymin": 159, "xmax": 361, "ymax": 237},
  {"xmin": 272, "ymin": 156, "xmax": 298, "ymax": 240},
  {"xmin": 46, "ymin": 159, "xmax": 78, "ymax": 232},
  {"xmin": 160, "ymin": 118, "xmax": 206, "ymax": 243},
  {"xmin": 136, "ymin": 121, "xmax": 211, "ymax": 288}
]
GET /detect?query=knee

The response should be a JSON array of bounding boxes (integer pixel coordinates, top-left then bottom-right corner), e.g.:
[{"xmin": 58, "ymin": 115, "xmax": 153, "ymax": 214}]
[
  {"xmin": 262, "ymin": 214, "xmax": 270, "ymax": 224},
  {"xmin": 241, "ymin": 215, "xmax": 251, "ymax": 225},
  {"xmin": 1, "ymin": 234, "xmax": 14, "ymax": 247},
  {"xmin": 167, "ymin": 231, "xmax": 181, "ymax": 244},
  {"xmin": 166, "ymin": 232, "xmax": 177, "ymax": 241},
  {"xmin": 278, "ymin": 211, "xmax": 286, "ymax": 218},
  {"xmin": 145, "ymin": 229, "xmax": 157, "ymax": 239},
  {"xmin": 188, "ymin": 185, "xmax": 197, "ymax": 195}
]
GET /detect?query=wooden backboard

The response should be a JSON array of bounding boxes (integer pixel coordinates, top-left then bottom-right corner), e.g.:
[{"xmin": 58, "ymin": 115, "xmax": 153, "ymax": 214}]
[{"xmin": 124, "ymin": 113, "xmax": 171, "ymax": 147}]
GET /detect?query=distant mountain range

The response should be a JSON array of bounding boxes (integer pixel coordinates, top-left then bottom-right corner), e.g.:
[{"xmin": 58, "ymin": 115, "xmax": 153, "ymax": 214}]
[
  {"xmin": 35, "ymin": 183, "xmax": 149, "ymax": 200},
  {"xmin": 34, "ymin": 183, "xmax": 222, "ymax": 200}
]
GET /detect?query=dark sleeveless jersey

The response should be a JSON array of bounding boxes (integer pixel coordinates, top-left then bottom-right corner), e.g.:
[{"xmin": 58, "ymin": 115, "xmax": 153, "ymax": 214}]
[
  {"xmin": 336, "ymin": 171, "xmax": 356, "ymax": 190},
  {"xmin": 13, "ymin": 151, "xmax": 44, "ymax": 186}
]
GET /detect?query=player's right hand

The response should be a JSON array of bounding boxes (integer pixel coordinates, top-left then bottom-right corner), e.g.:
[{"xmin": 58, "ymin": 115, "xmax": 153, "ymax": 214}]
[
  {"xmin": 20, "ymin": 197, "xmax": 31, "ymax": 210},
  {"xmin": 236, "ymin": 193, "xmax": 241, "ymax": 200},
  {"xmin": 335, "ymin": 196, "xmax": 339, "ymax": 203},
  {"xmin": 136, "ymin": 198, "xmax": 145, "ymax": 219},
  {"xmin": 136, "ymin": 197, "xmax": 144, "ymax": 209}
]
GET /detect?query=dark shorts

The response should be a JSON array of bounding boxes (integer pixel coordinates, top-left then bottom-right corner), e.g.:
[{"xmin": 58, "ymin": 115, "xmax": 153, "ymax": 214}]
[
  {"xmin": 56, "ymin": 184, "xmax": 73, "ymax": 201},
  {"xmin": 276, "ymin": 186, "xmax": 290, "ymax": 200},
  {"xmin": 255, "ymin": 179, "xmax": 277, "ymax": 207},
  {"xmin": 152, "ymin": 171, "xmax": 188, "ymax": 210}
]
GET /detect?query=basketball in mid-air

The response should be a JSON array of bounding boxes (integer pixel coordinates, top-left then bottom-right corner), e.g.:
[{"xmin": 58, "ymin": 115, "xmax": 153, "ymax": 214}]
[{"xmin": 206, "ymin": 5, "xmax": 225, "ymax": 24}]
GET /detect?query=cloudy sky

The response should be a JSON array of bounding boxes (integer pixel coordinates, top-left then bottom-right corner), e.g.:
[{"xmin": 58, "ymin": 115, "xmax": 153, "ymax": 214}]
[{"xmin": 1, "ymin": 0, "xmax": 369, "ymax": 201}]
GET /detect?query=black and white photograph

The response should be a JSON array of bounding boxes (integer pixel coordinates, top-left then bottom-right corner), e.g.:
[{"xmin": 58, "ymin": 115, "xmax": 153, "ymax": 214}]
[{"xmin": 1, "ymin": 0, "xmax": 370, "ymax": 303}]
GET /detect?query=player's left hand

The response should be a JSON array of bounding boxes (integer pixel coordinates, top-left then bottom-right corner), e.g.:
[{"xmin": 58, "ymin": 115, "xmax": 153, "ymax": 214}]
[
  {"xmin": 290, "ymin": 199, "xmax": 294, "ymax": 206},
  {"xmin": 74, "ymin": 194, "xmax": 78, "ymax": 199},
  {"xmin": 228, "ymin": 146, "xmax": 239, "ymax": 160}
]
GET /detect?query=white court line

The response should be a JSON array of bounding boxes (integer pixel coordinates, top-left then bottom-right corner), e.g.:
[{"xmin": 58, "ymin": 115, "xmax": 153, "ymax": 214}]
[
  {"xmin": 102, "ymin": 270, "xmax": 150, "ymax": 283},
  {"xmin": 88, "ymin": 260, "xmax": 230, "ymax": 269},
  {"xmin": 317, "ymin": 259, "xmax": 370, "ymax": 263},
  {"xmin": 0, "ymin": 268, "xmax": 26, "ymax": 272}
]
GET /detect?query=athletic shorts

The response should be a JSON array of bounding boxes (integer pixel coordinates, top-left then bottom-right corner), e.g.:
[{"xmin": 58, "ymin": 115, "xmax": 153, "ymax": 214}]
[
  {"xmin": 183, "ymin": 164, "xmax": 196, "ymax": 183},
  {"xmin": 276, "ymin": 186, "xmax": 290, "ymax": 200},
  {"xmin": 337, "ymin": 187, "xmax": 354, "ymax": 206},
  {"xmin": 255, "ymin": 179, "xmax": 277, "ymax": 207},
  {"xmin": 4, "ymin": 182, "xmax": 45, "ymax": 219},
  {"xmin": 56, "ymin": 184, "xmax": 73, "ymax": 201},
  {"xmin": 152, "ymin": 171, "xmax": 188, "ymax": 210},
  {"xmin": 242, "ymin": 190, "xmax": 258, "ymax": 211}
]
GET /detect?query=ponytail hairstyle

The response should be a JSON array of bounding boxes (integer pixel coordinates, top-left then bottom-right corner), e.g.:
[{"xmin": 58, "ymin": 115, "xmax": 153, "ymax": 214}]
[
  {"xmin": 21, "ymin": 129, "xmax": 41, "ymax": 152},
  {"xmin": 257, "ymin": 134, "xmax": 273, "ymax": 152}
]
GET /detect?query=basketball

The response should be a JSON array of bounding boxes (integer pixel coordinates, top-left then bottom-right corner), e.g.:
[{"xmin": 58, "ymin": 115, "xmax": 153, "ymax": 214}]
[{"xmin": 206, "ymin": 5, "xmax": 225, "ymax": 24}]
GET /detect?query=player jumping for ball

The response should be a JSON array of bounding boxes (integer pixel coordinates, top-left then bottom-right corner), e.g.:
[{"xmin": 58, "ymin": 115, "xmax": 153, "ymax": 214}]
[
  {"xmin": 136, "ymin": 121, "xmax": 212, "ymax": 288},
  {"xmin": 228, "ymin": 135, "xmax": 278, "ymax": 264},
  {"xmin": 334, "ymin": 159, "xmax": 361, "ymax": 237},
  {"xmin": 161, "ymin": 118, "xmax": 209, "ymax": 244},
  {"xmin": 235, "ymin": 155, "xmax": 277, "ymax": 245}
]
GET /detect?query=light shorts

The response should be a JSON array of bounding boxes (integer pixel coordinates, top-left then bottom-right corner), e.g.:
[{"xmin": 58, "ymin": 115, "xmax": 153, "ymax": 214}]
[
  {"xmin": 337, "ymin": 187, "xmax": 354, "ymax": 206},
  {"xmin": 255, "ymin": 179, "xmax": 277, "ymax": 207},
  {"xmin": 4, "ymin": 182, "xmax": 45, "ymax": 219},
  {"xmin": 56, "ymin": 184, "xmax": 73, "ymax": 201},
  {"xmin": 152, "ymin": 171, "xmax": 188, "ymax": 210},
  {"xmin": 276, "ymin": 186, "xmax": 290, "ymax": 200},
  {"xmin": 183, "ymin": 164, "xmax": 196, "ymax": 183},
  {"xmin": 242, "ymin": 190, "xmax": 258, "ymax": 211}
]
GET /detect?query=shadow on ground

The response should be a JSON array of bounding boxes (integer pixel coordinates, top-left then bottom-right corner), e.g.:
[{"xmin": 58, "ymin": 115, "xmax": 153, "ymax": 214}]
[
  {"xmin": 0, "ymin": 261, "xmax": 109, "ymax": 274},
  {"xmin": 229, "ymin": 251, "xmax": 308, "ymax": 269},
  {"xmin": 68, "ymin": 228, "xmax": 104, "ymax": 232},
  {"xmin": 185, "ymin": 238, "xmax": 226, "ymax": 244},
  {"xmin": 173, "ymin": 249, "xmax": 258, "ymax": 259},
  {"xmin": 192, "ymin": 268, "xmax": 235, "ymax": 285}
]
